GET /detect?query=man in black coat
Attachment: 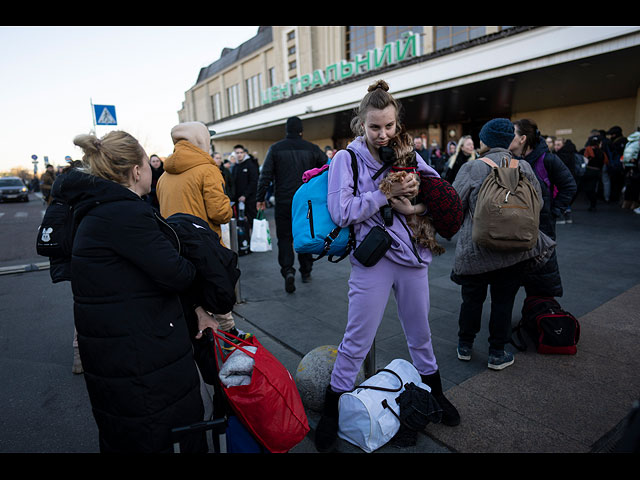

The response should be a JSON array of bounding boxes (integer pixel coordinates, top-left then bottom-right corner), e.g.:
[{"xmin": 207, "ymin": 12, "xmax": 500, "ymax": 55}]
[
  {"xmin": 256, "ymin": 117, "xmax": 327, "ymax": 293},
  {"xmin": 232, "ymin": 144, "xmax": 259, "ymax": 229}
]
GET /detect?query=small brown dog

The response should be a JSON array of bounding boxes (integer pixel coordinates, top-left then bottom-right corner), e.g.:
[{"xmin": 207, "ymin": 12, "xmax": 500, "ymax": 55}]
[{"xmin": 378, "ymin": 131, "xmax": 445, "ymax": 255}]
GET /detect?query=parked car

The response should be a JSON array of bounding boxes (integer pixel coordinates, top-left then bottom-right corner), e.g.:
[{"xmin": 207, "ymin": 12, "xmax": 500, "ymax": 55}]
[{"xmin": 0, "ymin": 176, "xmax": 29, "ymax": 202}]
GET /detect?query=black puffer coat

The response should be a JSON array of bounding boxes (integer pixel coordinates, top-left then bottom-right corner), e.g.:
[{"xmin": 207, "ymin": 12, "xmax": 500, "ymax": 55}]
[
  {"xmin": 256, "ymin": 133, "xmax": 327, "ymax": 205},
  {"xmin": 519, "ymin": 138, "xmax": 577, "ymax": 297},
  {"xmin": 56, "ymin": 169, "xmax": 204, "ymax": 453},
  {"xmin": 521, "ymin": 137, "xmax": 576, "ymax": 240}
]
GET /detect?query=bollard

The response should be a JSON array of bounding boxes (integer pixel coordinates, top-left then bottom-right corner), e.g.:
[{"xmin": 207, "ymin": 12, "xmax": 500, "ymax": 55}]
[{"xmin": 228, "ymin": 218, "xmax": 242, "ymax": 304}]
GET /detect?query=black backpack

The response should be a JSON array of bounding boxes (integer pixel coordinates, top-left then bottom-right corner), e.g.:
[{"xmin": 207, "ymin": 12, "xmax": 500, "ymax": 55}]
[
  {"xmin": 36, "ymin": 199, "xmax": 76, "ymax": 283},
  {"xmin": 511, "ymin": 296, "xmax": 580, "ymax": 355},
  {"xmin": 166, "ymin": 213, "xmax": 240, "ymax": 315}
]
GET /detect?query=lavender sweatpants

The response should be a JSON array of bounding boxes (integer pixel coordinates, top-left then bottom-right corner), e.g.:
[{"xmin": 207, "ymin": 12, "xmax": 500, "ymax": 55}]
[{"xmin": 330, "ymin": 256, "xmax": 439, "ymax": 393}]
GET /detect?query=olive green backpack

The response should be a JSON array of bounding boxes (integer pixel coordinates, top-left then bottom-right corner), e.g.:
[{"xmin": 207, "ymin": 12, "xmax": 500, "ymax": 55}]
[{"xmin": 471, "ymin": 157, "xmax": 541, "ymax": 252}]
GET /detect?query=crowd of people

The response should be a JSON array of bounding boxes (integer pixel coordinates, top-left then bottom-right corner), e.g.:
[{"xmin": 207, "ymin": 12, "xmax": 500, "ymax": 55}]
[{"xmin": 42, "ymin": 76, "xmax": 639, "ymax": 454}]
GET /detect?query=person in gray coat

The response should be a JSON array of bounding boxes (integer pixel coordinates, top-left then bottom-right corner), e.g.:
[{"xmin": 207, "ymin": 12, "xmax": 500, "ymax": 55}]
[{"xmin": 451, "ymin": 119, "xmax": 556, "ymax": 371}]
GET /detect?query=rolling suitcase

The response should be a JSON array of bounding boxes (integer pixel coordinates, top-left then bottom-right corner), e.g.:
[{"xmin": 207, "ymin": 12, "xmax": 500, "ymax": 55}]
[{"xmin": 171, "ymin": 418, "xmax": 228, "ymax": 453}]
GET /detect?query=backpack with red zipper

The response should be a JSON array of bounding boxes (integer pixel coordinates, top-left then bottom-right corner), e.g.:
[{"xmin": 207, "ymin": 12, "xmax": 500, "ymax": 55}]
[{"xmin": 511, "ymin": 296, "xmax": 581, "ymax": 355}]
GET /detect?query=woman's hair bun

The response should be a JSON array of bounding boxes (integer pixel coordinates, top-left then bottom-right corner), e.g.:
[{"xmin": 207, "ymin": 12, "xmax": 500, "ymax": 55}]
[{"xmin": 368, "ymin": 80, "xmax": 389, "ymax": 93}]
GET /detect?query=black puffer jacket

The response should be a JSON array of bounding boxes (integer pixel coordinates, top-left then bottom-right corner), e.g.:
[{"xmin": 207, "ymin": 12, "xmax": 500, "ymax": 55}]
[
  {"xmin": 556, "ymin": 139, "xmax": 578, "ymax": 179},
  {"xmin": 256, "ymin": 133, "xmax": 327, "ymax": 205},
  {"xmin": 56, "ymin": 169, "xmax": 204, "ymax": 453},
  {"xmin": 521, "ymin": 138, "xmax": 577, "ymax": 240},
  {"xmin": 166, "ymin": 212, "xmax": 240, "ymax": 316},
  {"xmin": 519, "ymin": 138, "xmax": 577, "ymax": 297}
]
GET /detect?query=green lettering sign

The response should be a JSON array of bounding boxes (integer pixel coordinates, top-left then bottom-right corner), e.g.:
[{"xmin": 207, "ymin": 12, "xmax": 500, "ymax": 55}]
[{"xmin": 261, "ymin": 33, "xmax": 421, "ymax": 105}]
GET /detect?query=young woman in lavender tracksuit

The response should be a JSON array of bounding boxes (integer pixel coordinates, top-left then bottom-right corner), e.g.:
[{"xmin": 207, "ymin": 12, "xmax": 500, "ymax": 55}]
[{"xmin": 314, "ymin": 80, "xmax": 460, "ymax": 453}]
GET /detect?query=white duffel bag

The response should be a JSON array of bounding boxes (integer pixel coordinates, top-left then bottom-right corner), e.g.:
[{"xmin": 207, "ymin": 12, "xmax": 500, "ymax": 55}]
[{"xmin": 337, "ymin": 358, "xmax": 431, "ymax": 453}]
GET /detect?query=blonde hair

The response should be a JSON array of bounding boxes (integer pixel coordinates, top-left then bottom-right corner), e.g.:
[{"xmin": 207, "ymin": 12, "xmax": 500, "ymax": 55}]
[
  {"xmin": 73, "ymin": 131, "xmax": 146, "ymax": 186},
  {"xmin": 350, "ymin": 80, "xmax": 404, "ymax": 137},
  {"xmin": 447, "ymin": 135, "xmax": 476, "ymax": 169}
]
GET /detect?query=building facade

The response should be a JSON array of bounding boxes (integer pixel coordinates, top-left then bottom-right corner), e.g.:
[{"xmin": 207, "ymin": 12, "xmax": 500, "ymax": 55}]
[{"xmin": 178, "ymin": 26, "xmax": 640, "ymax": 163}]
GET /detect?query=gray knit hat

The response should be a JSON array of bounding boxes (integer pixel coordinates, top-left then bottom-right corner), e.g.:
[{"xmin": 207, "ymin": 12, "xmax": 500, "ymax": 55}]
[{"xmin": 479, "ymin": 118, "xmax": 515, "ymax": 149}]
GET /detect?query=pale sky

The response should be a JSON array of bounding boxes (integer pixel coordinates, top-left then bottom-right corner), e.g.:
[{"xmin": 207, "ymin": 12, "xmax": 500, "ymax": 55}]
[{"xmin": 0, "ymin": 26, "xmax": 260, "ymax": 174}]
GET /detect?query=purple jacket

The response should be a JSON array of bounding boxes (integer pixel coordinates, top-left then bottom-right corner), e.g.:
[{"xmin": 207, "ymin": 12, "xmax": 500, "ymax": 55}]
[{"xmin": 327, "ymin": 136, "xmax": 439, "ymax": 268}]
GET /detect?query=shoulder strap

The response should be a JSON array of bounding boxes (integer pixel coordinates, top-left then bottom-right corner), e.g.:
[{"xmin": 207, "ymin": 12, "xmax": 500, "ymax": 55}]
[
  {"xmin": 479, "ymin": 157, "xmax": 518, "ymax": 169},
  {"xmin": 326, "ymin": 149, "xmax": 358, "ymax": 263},
  {"xmin": 348, "ymin": 368, "xmax": 404, "ymax": 393},
  {"xmin": 315, "ymin": 149, "xmax": 358, "ymax": 263},
  {"xmin": 371, "ymin": 160, "xmax": 395, "ymax": 180},
  {"xmin": 347, "ymin": 148, "xmax": 359, "ymax": 195}
]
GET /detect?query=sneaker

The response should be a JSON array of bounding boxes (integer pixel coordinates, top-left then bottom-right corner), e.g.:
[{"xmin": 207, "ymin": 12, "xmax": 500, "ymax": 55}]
[
  {"xmin": 301, "ymin": 273, "xmax": 312, "ymax": 283},
  {"xmin": 488, "ymin": 350, "xmax": 514, "ymax": 370},
  {"xmin": 565, "ymin": 211, "xmax": 573, "ymax": 223},
  {"xmin": 457, "ymin": 342, "xmax": 472, "ymax": 361},
  {"xmin": 556, "ymin": 215, "xmax": 566, "ymax": 225},
  {"xmin": 221, "ymin": 327, "xmax": 253, "ymax": 352},
  {"xmin": 634, "ymin": 207, "xmax": 640, "ymax": 215}
]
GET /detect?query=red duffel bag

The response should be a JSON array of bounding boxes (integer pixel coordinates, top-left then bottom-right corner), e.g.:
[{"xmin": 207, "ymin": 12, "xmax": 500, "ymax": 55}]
[{"xmin": 213, "ymin": 330, "xmax": 310, "ymax": 453}]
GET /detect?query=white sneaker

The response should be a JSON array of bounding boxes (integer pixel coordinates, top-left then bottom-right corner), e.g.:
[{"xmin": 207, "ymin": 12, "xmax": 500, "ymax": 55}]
[{"xmin": 633, "ymin": 207, "xmax": 640, "ymax": 214}]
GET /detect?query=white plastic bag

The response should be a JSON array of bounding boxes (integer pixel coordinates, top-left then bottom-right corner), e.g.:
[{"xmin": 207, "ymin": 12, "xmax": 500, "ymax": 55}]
[
  {"xmin": 337, "ymin": 359, "xmax": 430, "ymax": 453},
  {"xmin": 250, "ymin": 212, "xmax": 272, "ymax": 252},
  {"xmin": 220, "ymin": 223, "xmax": 230, "ymax": 248}
]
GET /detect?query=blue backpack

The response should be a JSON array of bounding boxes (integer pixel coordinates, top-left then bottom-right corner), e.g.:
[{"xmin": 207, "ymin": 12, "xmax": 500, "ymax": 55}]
[{"xmin": 292, "ymin": 149, "xmax": 359, "ymax": 263}]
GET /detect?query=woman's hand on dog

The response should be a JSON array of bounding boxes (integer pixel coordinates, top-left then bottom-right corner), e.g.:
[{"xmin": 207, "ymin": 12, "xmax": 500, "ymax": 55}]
[
  {"xmin": 389, "ymin": 196, "xmax": 426, "ymax": 216},
  {"xmin": 385, "ymin": 174, "xmax": 419, "ymax": 199}
]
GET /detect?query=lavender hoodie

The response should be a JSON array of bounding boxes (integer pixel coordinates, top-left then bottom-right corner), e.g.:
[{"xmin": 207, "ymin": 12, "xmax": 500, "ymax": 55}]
[{"xmin": 327, "ymin": 136, "xmax": 439, "ymax": 268}]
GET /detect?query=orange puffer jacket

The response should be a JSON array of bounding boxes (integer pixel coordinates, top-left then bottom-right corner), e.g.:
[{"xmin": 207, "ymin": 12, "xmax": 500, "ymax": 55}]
[{"xmin": 157, "ymin": 140, "xmax": 232, "ymax": 243}]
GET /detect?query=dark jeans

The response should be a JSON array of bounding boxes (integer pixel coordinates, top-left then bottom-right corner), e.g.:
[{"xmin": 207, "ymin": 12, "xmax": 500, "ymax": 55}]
[
  {"xmin": 581, "ymin": 167, "xmax": 601, "ymax": 209},
  {"xmin": 452, "ymin": 264, "xmax": 522, "ymax": 351},
  {"xmin": 275, "ymin": 202, "xmax": 313, "ymax": 278},
  {"xmin": 623, "ymin": 166, "xmax": 640, "ymax": 203}
]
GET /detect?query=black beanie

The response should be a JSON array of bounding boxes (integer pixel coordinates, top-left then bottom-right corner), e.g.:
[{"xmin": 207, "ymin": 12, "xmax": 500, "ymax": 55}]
[
  {"xmin": 479, "ymin": 118, "xmax": 515, "ymax": 149},
  {"xmin": 286, "ymin": 116, "xmax": 303, "ymax": 134}
]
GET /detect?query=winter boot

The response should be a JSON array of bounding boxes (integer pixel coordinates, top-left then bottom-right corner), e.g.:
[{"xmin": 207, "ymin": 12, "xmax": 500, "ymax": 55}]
[
  {"xmin": 421, "ymin": 370, "xmax": 460, "ymax": 427},
  {"xmin": 314, "ymin": 385, "xmax": 343, "ymax": 452}
]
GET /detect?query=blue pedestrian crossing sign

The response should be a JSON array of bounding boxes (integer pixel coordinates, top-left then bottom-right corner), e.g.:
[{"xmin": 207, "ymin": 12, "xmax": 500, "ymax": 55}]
[{"xmin": 94, "ymin": 105, "xmax": 117, "ymax": 125}]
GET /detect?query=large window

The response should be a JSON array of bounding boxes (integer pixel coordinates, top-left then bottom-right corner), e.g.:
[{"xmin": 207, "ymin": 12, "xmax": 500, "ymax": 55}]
[
  {"xmin": 435, "ymin": 26, "xmax": 486, "ymax": 50},
  {"xmin": 346, "ymin": 26, "xmax": 375, "ymax": 61},
  {"xmin": 246, "ymin": 73, "xmax": 262, "ymax": 110},
  {"xmin": 227, "ymin": 84, "xmax": 240, "ymax": 115},
  {"xmin": 268, "ymin": 67, "xmax": 276, "ymax": 88},
  {"xmin": 210, "ymin": 92, "xmax": 222, "ymax": 121},
  {"xmin": 384, "ymin": 26, "xmax": 423, "ymax": 44}
]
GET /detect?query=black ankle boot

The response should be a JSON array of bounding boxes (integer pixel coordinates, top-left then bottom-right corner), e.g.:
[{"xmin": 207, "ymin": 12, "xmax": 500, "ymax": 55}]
[
  {"xmin": 421, "ymin": 370, "xmax": 460, "ymax": 427},
  {"xmin": 314, "ymin": 385, "xmax": 343, "ymax": 452}
]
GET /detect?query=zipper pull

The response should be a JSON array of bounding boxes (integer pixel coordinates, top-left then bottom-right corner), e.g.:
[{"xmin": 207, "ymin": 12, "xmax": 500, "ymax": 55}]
[{"xmin": 307, "ymin": 200, "xmax": 311, "ymax": 219}]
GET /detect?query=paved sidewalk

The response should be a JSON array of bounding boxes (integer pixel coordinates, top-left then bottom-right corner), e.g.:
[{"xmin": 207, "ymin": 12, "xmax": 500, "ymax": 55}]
[
  {"xmin": 1, "ymin": 197, "xmax": 637, "ymax": 454},
  {"xmin": 230, "ymin": 199, "xmax": 640, "ymax": 453}
]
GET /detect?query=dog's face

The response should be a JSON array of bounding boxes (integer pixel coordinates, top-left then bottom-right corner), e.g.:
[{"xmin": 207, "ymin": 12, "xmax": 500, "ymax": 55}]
[{"xmin": 389, "ymin": 131, "xmax": 417, "ymax": 167}]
